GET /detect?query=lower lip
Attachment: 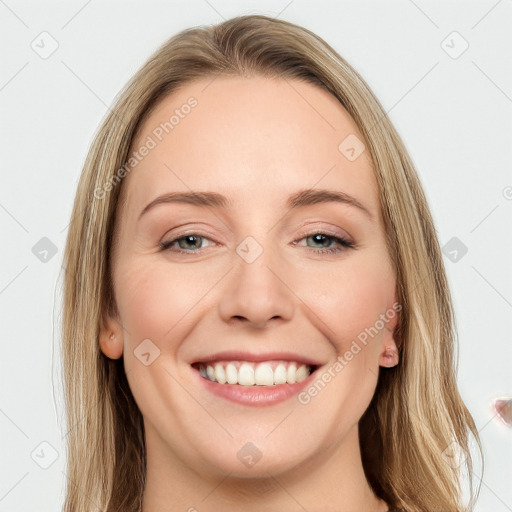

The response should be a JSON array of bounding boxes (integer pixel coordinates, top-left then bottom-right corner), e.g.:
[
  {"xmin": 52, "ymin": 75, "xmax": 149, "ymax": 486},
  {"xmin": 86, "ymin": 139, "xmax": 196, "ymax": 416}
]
[{"xmin": 192, "ymin": 366, "xmax": 317, "ymax": 406}]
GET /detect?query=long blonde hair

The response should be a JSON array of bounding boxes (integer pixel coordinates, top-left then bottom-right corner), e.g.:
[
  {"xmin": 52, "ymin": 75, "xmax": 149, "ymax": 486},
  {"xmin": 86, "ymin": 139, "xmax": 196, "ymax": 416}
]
[{"xmin": 61, "ymin": 14, "xmax": 482, "ymax": 511}]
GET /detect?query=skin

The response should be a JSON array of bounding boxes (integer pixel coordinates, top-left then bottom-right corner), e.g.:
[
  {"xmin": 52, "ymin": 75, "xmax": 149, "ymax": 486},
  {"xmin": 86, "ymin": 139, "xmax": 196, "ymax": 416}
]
[{"xmin": 100, "ymin": 76, "xmax": 400, "ymax": 512}]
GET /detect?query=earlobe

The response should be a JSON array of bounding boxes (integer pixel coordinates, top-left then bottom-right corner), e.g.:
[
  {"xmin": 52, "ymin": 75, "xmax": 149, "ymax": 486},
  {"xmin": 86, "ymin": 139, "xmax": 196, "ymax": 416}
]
[
  {"xmin": 99, "ymin": 315, "xmax": 124, "ymax": 360},
  {"xmin": 379, "ymin": 300, "xmax": 400, "ymax": 368},
  {"xmin": 379, "ymin": 344, "xmax": 399, "ymax": 368}
]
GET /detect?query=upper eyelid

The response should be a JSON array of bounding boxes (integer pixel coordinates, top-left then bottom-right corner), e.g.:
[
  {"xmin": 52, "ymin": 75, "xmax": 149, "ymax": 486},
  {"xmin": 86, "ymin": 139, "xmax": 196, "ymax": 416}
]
[
  {"xmin": 161, "ymin": 228, "xmax": 349, "ymax": 240},
  {"xmin": 295, "ymin": 226, "xmax": 351, "ymax": 239},
  {"xmin": 161, "ymin": 220, "xmax": 352, "ymax": 240}
]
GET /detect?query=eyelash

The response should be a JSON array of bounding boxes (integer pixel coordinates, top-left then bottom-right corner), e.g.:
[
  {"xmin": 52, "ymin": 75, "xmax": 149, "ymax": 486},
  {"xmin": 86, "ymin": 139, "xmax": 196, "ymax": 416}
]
[{"xmin": 159, "ymin": 231, "xmax": 355, "ymax": 255}]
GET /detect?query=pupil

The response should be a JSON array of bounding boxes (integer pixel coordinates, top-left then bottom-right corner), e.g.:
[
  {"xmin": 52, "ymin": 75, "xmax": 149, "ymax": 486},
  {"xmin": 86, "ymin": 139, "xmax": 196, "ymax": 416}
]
[
  {"xmin": 181, "ymin": 235, "xmax": 200, "ymax": 249},
  {"xmin": 312, "ymin": 234, "xmax": 328, "ymax": 247}
]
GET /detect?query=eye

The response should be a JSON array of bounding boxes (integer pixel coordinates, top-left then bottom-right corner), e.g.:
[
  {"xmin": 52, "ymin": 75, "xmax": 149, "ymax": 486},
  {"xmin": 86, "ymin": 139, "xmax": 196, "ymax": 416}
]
[
  {"xmin": 159, "ymin": 233, "xmax": 216, "ymax": 254},
  {"xmin": 159, "ymin": 231, "xmax": 356, "ymax": 256},
  {"xmin": 293, "ymin": 232, "xmax": 355, "ymax": 255}
]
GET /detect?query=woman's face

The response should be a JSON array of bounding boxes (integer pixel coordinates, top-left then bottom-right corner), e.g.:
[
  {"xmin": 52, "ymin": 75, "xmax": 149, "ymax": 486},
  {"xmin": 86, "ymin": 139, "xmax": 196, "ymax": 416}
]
[{"xmin": 101, "ymin": 76, "xmax": 399, "ymax": 479}]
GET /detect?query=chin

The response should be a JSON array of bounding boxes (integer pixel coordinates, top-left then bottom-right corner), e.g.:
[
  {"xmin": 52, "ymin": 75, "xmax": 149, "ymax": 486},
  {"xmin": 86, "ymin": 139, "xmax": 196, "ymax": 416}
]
[{"xmin": 195, "ymin": 435, "xmax": 317, "ymax": 479}]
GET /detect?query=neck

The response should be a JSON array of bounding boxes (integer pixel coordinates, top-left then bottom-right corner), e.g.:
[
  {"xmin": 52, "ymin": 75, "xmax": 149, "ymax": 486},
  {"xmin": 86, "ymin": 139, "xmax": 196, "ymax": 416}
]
[{"xmin": 141, "ymin": 422, "xmax": 389, "ymax": 512}]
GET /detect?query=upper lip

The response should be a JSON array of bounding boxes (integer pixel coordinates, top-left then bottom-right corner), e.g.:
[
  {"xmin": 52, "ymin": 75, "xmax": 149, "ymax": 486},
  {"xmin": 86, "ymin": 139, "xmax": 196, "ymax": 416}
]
[{"xmin": 190, "ymin": 350, "xmax": 324, "ymax": 367}]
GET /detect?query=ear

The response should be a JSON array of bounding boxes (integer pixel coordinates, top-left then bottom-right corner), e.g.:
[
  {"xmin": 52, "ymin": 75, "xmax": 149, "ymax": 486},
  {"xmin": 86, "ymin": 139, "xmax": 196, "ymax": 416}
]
[
  {"xmin": 378, "ymin": 301, "xmax": 400, "ymax": 368},
  {"xmin": 99, "ymin": 312, "xmax": 124, "ymax": 360}
]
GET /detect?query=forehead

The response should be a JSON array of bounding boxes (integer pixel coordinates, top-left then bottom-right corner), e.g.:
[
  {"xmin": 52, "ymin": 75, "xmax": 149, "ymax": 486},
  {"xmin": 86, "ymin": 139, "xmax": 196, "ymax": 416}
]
[{"xmin": 120, "ymin": 76, "xmax": 379, "ymax": 221}]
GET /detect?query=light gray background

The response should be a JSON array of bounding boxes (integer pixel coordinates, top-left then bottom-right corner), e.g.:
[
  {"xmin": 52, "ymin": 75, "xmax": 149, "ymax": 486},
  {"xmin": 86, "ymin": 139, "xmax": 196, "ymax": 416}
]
[{"xmin": 1, "ymin": 0, "xmax": 511, "ymax": 510}]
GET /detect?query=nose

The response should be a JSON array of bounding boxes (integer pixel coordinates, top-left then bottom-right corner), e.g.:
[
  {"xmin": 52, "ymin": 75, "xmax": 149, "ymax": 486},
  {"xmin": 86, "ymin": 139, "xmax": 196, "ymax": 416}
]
[{"xmin": 218, "ymin": 243, "xmax": 295, "ymax": 329}]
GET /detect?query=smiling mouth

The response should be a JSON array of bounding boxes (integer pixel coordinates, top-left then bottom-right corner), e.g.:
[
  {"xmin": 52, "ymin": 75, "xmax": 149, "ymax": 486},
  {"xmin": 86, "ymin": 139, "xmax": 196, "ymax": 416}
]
[{"xmin": 191, "ymin": 360, "xmax": 318, "ymax": 386}]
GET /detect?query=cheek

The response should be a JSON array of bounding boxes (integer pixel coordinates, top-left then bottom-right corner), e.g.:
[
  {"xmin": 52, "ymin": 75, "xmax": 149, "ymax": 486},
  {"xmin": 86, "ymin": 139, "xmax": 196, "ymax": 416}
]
[
  {"xmin": 306, "ymin": 254, "xmax": 393, "ymax": 352},
  {"xmin": 114, "ymin": 259, "xmax": 206, "ymax": 343}
]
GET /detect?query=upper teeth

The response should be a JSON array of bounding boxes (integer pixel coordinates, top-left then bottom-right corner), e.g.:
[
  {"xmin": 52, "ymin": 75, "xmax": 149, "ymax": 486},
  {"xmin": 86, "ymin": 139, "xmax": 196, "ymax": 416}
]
[{"xmin": 197, "ymin": 361, "xmax": 312, "ymax": 386}]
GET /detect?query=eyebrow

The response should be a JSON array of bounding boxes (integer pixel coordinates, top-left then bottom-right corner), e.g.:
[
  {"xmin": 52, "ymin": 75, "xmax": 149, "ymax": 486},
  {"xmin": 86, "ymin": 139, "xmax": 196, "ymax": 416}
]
[{"xmin": 138, "ymin": 188, "xmax": 373, "ymax": 221}]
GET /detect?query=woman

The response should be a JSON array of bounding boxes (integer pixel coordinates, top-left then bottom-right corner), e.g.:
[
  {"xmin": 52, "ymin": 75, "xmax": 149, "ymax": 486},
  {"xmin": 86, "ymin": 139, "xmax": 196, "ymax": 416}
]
[{"xmin": 61, "ymin": 14, "xmax": 482, "ymax": 512}]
